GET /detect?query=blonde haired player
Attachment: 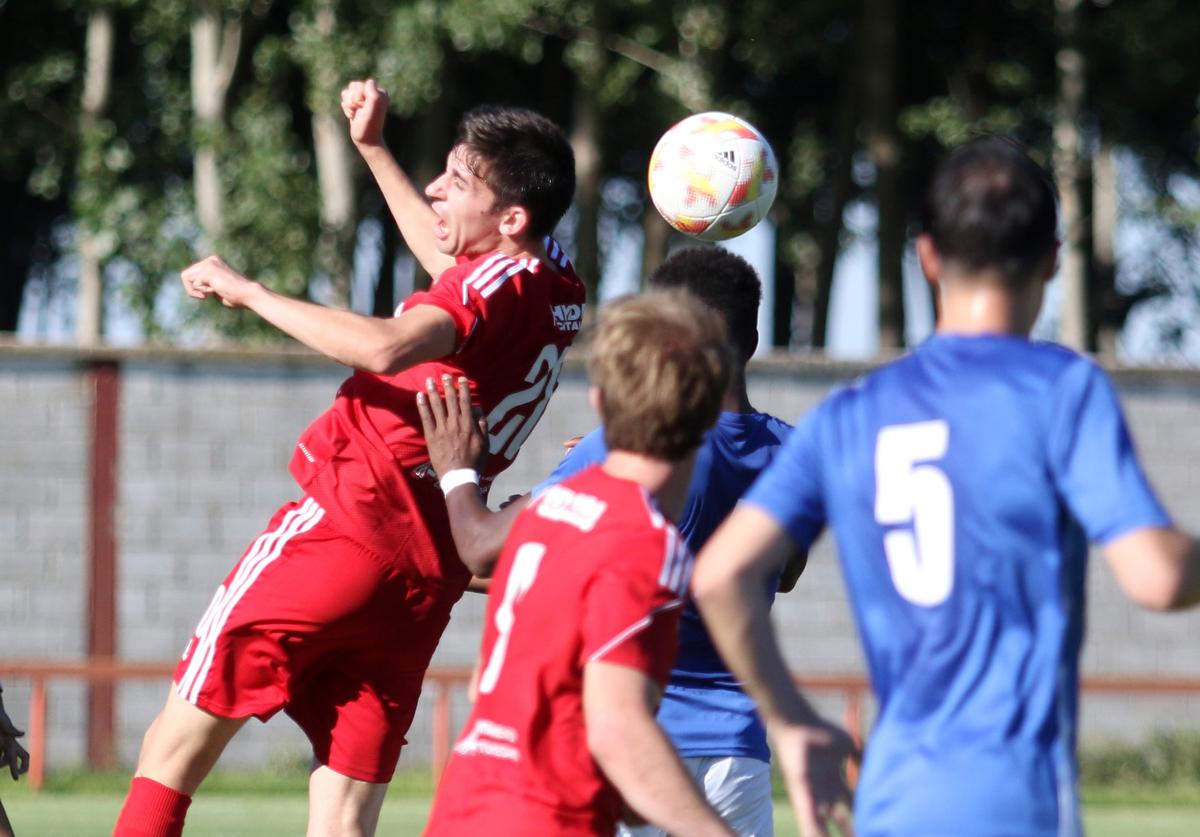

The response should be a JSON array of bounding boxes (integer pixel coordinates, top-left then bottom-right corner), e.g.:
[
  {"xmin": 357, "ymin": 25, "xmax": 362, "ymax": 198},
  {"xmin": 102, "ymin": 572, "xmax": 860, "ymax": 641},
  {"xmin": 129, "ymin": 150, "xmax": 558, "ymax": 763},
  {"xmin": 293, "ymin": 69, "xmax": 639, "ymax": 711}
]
[{"xmin": 423, "ymin": 293, "xmax": 736, "ymax": 837}]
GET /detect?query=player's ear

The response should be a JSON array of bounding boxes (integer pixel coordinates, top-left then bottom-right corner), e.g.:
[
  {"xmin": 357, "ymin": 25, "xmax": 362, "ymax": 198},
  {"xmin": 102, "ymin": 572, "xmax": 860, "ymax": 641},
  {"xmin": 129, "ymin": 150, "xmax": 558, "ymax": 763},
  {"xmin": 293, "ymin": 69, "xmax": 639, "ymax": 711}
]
[
  {"xmin": 497, "ymin": 204, "xmax": 532, "ymax": 240},
  {"xmin": 916, "ymin": 233, "xmax": 941, "ymax": 290},
  {"xmin": 1040, "ymin": 241, "xmax": 1060, "ymax": 284},
  {"xmin": 587, "ymin": 385, "xmax": 602, "ymax": 416}
]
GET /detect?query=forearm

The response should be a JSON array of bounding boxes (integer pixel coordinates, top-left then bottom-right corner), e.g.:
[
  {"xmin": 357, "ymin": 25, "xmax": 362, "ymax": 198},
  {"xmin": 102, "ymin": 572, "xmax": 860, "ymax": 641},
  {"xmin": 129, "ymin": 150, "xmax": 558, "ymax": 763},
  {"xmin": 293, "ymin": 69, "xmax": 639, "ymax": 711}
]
[
  {"xmin": 355, "ymin": 142, "xmax": 454, "ymax": 279},
  {"xmin": 241, "ymin": 283, "xmax": 449, "ymax": 373},
  {"xmin": 592, "ymin": 711, "xmax": 731, "ymax": 837},
  {"xmin": 1156, "ymin": 531, "xmax": 1200, "ymax": 610},
  {"xmin": 443, "ymin": 489, "xmax": 528, "ymax": 577},
  {"xmin": 1106, "ymin": 526, "xmax": 1200, "ymax": 611}
]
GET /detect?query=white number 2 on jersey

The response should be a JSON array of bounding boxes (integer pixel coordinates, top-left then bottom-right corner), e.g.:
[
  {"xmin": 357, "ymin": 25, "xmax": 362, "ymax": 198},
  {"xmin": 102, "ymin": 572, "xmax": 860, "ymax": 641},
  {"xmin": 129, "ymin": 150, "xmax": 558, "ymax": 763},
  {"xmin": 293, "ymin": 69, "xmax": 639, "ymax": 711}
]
[
  {"xmin": 874, "ymin": 420, "xmax": 955, "ymax": 607},
  {"xmin": 486, "ymin": 344, "xmax": 564, "ymax": 462},
  {"xmin": 477, "ymin": 543, "xmax": 546, "ymax": 695}
]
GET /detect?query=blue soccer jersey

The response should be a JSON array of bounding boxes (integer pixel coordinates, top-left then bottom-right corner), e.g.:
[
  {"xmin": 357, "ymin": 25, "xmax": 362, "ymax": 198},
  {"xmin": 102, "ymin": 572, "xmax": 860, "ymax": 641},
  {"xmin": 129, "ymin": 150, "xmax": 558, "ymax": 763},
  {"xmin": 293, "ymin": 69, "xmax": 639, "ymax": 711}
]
[
  {"xmin": 533, "ymin": 410, "xmax": 792, "ymax": 761},
  {"xmin": 745, "ymin": 334, "xmax": 1171, "ymax": 837}
]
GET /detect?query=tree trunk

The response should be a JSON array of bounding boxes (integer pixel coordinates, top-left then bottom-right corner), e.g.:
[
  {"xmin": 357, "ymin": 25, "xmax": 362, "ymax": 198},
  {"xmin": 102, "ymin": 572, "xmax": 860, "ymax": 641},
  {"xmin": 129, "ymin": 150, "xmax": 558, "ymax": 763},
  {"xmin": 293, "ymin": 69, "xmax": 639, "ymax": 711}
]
[
  {"xmin": 1091, "ymin": 143, "xmax": 1117, "ymax": 356},
  {"xmin": 640, "ymin": 209, "xmax": 671, "ymax": 290},
  {"xmin": 810, "ymin": 25, "xmax": 860, "ymax": 348},
  {"xmin": 862, "ymin": 0, "xmax": 904, "ymax": 349},
  {"xmin": 1054, "ymin": 0, "xmax": 1088, "ymax": 350},
  {"xmin": 408, "ymin": 48, "xmax": 454, "ymax": 292},
  {"xmin": 190, "ymin": 9, "xmax": 241, "ymax": 246},
  {"xmin": 76, "ymin": 8, "xmax": 114, "ymax": 346},
  {"xmin": 309, "ymin": 0, "xmax": 356, "ymax": 307},
  {"xmin": 373, "ymin": 218, "xmax": 398, "ymax": 316},
  {"xmin": 570, "ymin": 0, "xmax": 609, "ymax": 306},
  {"xmin": 313, "ymin": 109, "xmax": 356, "ymax": 305}
]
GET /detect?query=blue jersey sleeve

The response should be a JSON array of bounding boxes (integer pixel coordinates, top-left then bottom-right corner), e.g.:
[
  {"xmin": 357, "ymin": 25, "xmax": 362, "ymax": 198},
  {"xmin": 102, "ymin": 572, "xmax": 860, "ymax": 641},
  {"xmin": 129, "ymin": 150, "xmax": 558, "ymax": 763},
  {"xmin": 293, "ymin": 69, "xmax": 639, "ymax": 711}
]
[
  {"xmin": 1050, "ymin": 360, "xmax": 1171, "ymax": 544},
  {"xmin": 742, "ymin": 407, "xmax": 827, "ymax": 550},
  {"xmin": 530, "ymin": 426, "xmax": 609, "ymax": 498}
]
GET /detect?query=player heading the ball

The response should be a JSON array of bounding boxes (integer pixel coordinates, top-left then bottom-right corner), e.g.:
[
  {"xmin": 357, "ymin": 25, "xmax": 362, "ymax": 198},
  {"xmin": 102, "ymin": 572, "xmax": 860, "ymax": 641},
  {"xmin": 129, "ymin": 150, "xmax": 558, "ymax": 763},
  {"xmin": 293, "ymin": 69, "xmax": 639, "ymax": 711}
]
[
  {"xmin": 695, "ymin": 136, "xmax": 1200, "ymax": 837},
  {"xmin": 114, "ymin": 81, "xmax": 584, "ymax": 837}
]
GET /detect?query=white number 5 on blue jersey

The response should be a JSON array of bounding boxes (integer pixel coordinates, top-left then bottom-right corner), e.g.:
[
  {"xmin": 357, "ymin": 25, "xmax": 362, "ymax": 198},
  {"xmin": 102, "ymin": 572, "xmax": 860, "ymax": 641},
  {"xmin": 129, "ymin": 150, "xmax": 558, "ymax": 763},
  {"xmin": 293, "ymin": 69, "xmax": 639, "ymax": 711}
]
[{"xmin": 875, "ymin": 421, "xmax": 955, "ymax": 606}]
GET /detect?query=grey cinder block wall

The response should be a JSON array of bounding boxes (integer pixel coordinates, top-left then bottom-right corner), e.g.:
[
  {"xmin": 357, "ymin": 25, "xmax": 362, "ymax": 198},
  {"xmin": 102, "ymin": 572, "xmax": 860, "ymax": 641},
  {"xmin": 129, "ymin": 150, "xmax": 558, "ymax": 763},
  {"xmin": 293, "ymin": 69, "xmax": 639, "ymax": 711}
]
[{"xmin": 1, "ymin": 344, "xmax": 1198, "ymax": 771}]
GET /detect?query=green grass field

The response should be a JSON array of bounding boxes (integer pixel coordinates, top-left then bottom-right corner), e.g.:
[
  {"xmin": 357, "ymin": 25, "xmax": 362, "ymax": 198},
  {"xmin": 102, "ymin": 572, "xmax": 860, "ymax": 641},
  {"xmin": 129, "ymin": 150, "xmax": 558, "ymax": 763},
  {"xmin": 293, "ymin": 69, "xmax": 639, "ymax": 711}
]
[{"xmin": 4, "ymin": 788, "xmax": 1199, "ymax": 836}]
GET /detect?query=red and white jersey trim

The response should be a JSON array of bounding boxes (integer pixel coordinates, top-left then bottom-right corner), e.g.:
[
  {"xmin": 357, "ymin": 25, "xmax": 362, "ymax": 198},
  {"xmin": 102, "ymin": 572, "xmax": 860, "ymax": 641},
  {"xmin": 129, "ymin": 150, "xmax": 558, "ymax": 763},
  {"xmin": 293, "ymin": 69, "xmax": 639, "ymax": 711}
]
[
  {"xmin": 175, "ymin": 498, "xmax": 325, "ymax": 704},
  {"xmin": 635, "ymin": 487, "xmax": 692, "ymax": 598},
  {"xmin": 456, "ymin": 236, "xmax": 573, "ymax": 305},
  {"xmin": 586, "ymin": 600, "xmax": 685, "ymax": 664},
  {"xmin": 460, "ymin": 254, "xmax": 518, "ymax": 304}
]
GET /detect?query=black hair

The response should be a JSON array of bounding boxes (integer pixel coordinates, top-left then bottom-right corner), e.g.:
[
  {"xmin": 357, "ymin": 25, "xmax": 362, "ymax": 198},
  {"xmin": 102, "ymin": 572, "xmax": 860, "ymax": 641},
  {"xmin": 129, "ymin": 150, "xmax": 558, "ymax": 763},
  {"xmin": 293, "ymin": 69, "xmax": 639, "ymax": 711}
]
[
  {"xmin": 456, "ymin": 106, "xmax": 576, "ymax": 239},
  {"xmin": 922, "ymin": 136, "xmax": 1058, "ymax": 286},
  {"xmin": 648, "ymin": 246, "xmax": 761, "ymax": 363}
]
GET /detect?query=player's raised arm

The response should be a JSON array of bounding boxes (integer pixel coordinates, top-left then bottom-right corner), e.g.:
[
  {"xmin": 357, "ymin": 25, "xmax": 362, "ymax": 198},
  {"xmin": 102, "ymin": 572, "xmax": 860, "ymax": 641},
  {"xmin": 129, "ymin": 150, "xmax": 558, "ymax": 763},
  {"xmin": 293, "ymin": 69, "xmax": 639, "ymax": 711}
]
[
  {"xmin": 415, "ymin": 375, "xmax": 529, "ymax": 576},
  {"xmin": 340, "ymin": 78, "xmax": 455, "ymax": 280},
  {"xmin": 180, "ymin": 255, "xmax": 457, "ymax": 374},
  {"xmin": 583, "ymin": 662, "xmax": 735, "ymax": 837},
  {"xmin": 1103, "ymin": 527, "xmax": 1200, "ymax": 611},
  {"xmin": 693, "ymin": 506, "xmax": 856, "ymax": 837}
]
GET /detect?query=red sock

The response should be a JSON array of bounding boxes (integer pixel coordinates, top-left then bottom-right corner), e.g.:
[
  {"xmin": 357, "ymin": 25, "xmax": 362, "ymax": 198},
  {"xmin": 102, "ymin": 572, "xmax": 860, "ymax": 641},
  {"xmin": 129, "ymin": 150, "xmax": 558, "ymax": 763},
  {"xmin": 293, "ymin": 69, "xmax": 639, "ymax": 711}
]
[{"xmin": 113, "ymin": 777, "xmax": 192, "ymax": 837}]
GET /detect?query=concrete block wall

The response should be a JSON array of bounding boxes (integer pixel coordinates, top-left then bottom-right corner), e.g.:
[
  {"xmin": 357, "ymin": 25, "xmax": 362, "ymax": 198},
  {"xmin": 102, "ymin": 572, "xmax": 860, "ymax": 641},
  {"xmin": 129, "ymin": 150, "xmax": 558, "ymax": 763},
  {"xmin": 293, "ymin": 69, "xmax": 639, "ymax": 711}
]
[{"xmin": 2, "ymin": 345, "xmax": 1199, "ymax": 774}]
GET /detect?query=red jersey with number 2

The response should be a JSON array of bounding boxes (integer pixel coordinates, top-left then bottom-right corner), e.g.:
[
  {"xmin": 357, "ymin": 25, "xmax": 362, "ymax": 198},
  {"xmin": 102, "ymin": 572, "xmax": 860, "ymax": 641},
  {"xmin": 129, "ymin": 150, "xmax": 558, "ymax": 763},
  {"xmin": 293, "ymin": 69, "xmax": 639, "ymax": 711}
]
[
  {"xmin": 424, "ymin": 466, "xmax": 694, "ymax": 837},
  {"xmin": 288, "ymin": 238, "xmax": 585, "ymax": 582}
]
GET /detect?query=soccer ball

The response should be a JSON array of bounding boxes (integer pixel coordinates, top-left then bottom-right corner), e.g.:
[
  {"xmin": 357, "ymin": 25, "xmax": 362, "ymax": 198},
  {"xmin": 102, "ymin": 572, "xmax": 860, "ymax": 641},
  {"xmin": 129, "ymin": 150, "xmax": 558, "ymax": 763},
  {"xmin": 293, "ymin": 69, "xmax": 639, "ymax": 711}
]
[{"xmin": 647, "ymin": 112, "xmax": 779, "ymax": 242}]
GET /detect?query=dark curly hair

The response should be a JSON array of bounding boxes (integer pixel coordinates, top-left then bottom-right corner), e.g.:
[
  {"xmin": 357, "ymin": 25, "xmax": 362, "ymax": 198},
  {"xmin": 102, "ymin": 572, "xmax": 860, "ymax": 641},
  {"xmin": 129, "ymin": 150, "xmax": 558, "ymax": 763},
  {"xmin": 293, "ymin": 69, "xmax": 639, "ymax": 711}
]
[{"xmin": 647, "ymin": 247, "xmax": 761, "ymax": 363}]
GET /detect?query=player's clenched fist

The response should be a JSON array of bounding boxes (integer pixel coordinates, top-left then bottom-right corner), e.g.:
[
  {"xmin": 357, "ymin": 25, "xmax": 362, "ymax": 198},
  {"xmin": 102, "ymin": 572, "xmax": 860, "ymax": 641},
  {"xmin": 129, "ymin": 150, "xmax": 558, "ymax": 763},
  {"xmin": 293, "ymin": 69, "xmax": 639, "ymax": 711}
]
[
  {"xmin": 341, "ymin": 78, "xmax": 389, "ymax": 147},
  {"xmin": 180, "ymin": 255, "xmax": 259, "ymax": 308}
]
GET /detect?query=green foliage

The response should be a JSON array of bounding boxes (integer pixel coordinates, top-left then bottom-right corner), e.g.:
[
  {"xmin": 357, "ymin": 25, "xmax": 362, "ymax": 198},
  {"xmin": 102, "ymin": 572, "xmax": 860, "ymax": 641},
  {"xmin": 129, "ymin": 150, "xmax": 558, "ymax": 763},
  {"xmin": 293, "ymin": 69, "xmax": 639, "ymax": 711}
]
[
  {"xmin": 5, "ymin": 0, "xmax": 1200, "ymax": 348},
  {"xmin": 1081, "ymin": 732, "xmax": 1200, "ymax": 790},
  {"xmin": 208, "ymin": 84, "xmax": 321, "ymax": 340}
]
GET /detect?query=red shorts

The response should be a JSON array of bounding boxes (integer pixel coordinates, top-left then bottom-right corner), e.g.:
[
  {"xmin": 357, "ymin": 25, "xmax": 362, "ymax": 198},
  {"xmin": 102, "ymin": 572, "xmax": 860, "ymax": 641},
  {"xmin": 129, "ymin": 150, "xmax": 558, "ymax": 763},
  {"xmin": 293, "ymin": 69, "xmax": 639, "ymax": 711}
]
[{"xmin": 173, "ymin": 497, "xmax": 463, "ymax": 783}]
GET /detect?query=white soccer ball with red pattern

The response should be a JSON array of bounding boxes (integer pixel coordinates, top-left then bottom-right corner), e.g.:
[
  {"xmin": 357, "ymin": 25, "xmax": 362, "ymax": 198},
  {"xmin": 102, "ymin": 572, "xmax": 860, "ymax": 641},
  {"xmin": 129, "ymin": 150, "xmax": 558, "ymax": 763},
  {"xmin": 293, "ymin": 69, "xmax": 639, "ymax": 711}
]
[{"xmin": 647, "ymin": 112, "xmax": 779, "ymax": 242}]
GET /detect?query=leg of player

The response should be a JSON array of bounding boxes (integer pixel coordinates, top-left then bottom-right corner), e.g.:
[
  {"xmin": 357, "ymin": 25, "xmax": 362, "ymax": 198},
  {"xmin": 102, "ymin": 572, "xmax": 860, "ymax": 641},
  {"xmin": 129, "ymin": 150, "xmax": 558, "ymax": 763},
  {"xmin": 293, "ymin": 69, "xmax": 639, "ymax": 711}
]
[
  {"xmin": 114, "ymin": 689, "xmax": 247, "ymax": 836},
  {"xmin": 306, "ymin": 765, "xmax": 389, "ymax": 837}
]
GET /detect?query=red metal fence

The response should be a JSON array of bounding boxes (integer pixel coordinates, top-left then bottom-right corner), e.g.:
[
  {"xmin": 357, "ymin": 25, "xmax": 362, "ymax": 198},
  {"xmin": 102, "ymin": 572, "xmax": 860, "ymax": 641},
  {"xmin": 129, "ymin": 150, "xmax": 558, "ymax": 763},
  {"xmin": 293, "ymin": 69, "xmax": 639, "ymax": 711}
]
[{"xmin": 1, "ymin": 659, "xmax": 1198, "ymax": 792}]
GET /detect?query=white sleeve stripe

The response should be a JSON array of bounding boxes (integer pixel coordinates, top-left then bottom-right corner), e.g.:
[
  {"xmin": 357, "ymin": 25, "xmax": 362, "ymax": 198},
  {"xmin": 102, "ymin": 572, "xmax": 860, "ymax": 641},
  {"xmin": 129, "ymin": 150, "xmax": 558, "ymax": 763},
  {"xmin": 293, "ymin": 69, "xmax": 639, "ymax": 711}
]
[
  {"xmin": 668, "ymin": 543, "xmax": 693, "ymax": 597},
  {"xmin": 638, "ymin": 487, "xmax": 666, "ymax": 530},
  {"xmin": 461, "ymin": 254, "xmax": 512, "ymax": 304},
  {"xmin": 466, "ymin": 253, "xmax": 509, "ymax": 286},
  {"xmin": 658, "ymin": 526, "xmax": 676, "ymax": 586},
  {"xmin": 586, "ymin": 600, "xmax": 684, "ymax": 664},
  {"xmin": 479, "ymin": 262, "xmax": 526, "ymax": 298}
]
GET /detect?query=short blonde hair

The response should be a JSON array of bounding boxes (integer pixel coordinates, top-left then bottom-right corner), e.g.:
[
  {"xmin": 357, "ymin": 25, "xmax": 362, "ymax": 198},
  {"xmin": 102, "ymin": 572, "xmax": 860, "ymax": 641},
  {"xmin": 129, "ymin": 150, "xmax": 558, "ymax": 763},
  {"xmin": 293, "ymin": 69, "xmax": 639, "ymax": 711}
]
[{"xmin": 588, "ymin": 291, "xmax": 732, "ymax": 460}]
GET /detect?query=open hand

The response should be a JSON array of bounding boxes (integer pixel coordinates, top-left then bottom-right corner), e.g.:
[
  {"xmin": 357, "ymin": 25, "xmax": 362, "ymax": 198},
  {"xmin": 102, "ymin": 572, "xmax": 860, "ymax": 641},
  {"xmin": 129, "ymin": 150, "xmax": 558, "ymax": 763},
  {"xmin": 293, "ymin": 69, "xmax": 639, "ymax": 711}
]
[
  {"xmin": 771, "ymin": 719, "xmax": 857, "ymax": 837},
  {"xmin": 416, "ymin": 374, "xmax": 489, "ymax": 478},
  {"xmin": 341, "ymin": 78, "xmax": 389, "ymax": 147},
  {"xmin": 180, "ymin": 255, "xmax": 259, "ymax": 309}
]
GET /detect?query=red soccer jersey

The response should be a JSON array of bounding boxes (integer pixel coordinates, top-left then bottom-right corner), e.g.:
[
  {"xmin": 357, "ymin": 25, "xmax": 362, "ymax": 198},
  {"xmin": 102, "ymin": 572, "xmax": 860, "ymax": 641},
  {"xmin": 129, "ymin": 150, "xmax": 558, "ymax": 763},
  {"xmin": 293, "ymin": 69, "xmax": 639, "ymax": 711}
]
[
  {"xmin": 424, "ymin": 466, "xmax": 693, "ymax": 837},
  {"xmin": 288, "ymin": 238, "xmax": 585, "ymax": 581}
]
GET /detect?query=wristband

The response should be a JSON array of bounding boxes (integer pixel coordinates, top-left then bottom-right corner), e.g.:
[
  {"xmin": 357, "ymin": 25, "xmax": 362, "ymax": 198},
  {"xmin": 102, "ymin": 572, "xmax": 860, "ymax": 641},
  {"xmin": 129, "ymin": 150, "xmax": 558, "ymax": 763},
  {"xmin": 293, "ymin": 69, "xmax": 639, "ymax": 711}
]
[{"xmin": 439, "ymin": 468, "xmax": 480, "ymax": 496}]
